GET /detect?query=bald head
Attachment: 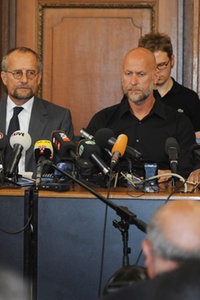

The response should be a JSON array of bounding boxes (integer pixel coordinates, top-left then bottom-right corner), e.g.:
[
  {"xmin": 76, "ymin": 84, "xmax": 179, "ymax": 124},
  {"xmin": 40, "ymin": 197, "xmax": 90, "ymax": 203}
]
[
  {"xmin": 153, "ymin": 200, "xmax": 200, "ymax": 251},
  {"xmin": 123, "ymin": 47, "xmax": 157, "ymax": 70},
  {"xmin": 122, "ymin": 47, "xmax": 158, "ymax": 105},
  {"xmin": 142, "ymin": 200, "xmax": 200, "ymax": 278},
  {"xmin": 147, "ymin": 200, "xmax": 200, "ymax": 259}
]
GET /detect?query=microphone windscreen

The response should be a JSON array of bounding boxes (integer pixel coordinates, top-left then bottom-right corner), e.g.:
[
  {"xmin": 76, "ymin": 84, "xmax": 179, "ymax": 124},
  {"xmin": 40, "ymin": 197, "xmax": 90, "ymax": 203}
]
[
  {"xmin": 34, "ymin": 140, "xmax": 53, "ymax": 162},
  {"xmin": 10, "ymin": 131, "xmax": 31, "ymax": 151},
  {"xmin": 111, "ymin": 134, "xmax": 128, "ymax": 156},
  {"xmin": 0, "ymin": 132, "xmax": 8, "ymax": 149},
  {"xmin": 51, "ymin": 130, "xmax": 76, "ymax": 155},
  {"xmin": 51, "ymin": 130, "xmax": 68, "ymax": 143},
  {"xmin": 78, "ymin": 139, "xmax": 101, "ymax": 159},
  {"xmin": 165, "ymin": 137, "xmax": 180, "ymax": 154},
  {"xmin": 94, "ymin": 128, "xmax": 114, "ymax": 149}
]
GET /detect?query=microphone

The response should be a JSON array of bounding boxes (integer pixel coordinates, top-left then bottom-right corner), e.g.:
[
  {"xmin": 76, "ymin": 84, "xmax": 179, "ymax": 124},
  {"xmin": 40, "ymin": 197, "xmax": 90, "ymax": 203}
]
[
  {"xmin": 111, "ymin": 134, "xmax": 128, "ymax": 168},
  {"xmin": 34, "ymin": 140, "xmax": 53, "ymax": 185},
  {"xmin": 0, "ymin": 132, "xmax": 8, "ymax": 183},
  {"xmin": 94, "ymin": 128, "xmax": 142, "ymax": 160},
  {"xmin": 6, "ymin": 131, "xmax": 31, "ymax": 177},
  {"xmin": 77, "ymin": 139, "xmax": 110, "ymax": 175},
  {"xmin": 80, "ymin": 128, "xmax": 94, "ymax": 141},
  {"xmin": 51, "ymin": 130, "xmax": 77, "ymax": 160},
  {"xmin": 165, "ymin": 137, "xmax": 180, "ymax": 174}
]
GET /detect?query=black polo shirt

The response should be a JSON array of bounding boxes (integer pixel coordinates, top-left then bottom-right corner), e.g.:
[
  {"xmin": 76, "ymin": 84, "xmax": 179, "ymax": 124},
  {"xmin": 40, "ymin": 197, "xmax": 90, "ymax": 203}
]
[
  {"xmin": 154, "ymin": 78, "xmax": 200, "ymax": 132},
  {"xmin": 86, "ymin": 96, "xmax": 196, "ymax": 178}
]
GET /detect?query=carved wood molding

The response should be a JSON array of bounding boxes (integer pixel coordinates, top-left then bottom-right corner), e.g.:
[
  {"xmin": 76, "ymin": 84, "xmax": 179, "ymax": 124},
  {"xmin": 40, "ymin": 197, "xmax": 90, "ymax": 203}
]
[{"xmin": 37, "ymin": 1, "xmax": 157, "ymax": 74}]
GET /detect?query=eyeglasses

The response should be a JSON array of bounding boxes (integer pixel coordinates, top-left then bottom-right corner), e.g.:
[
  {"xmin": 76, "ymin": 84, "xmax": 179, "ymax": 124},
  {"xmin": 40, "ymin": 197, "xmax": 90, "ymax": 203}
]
[
  {"xmin": 156, "ymin": 59, "xmax": 170, "ymax": 70},
  {"xmin": 5, "ymin": 70, "xmax": 39, "ymax": 80}
]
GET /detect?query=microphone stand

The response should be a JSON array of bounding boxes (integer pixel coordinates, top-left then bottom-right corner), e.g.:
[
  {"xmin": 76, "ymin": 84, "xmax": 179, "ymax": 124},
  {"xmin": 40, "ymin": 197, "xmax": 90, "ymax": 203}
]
[
  {"xmin": 34, "ymin": 160, "xmax": 147, "ymax": 297},
  {"xmin": 53, "ymin": 162, "xmax": 145, "ymax": 229},
  {"xmin": 38, "ymin": 161, "xmax": 146, "ymax": 265}
]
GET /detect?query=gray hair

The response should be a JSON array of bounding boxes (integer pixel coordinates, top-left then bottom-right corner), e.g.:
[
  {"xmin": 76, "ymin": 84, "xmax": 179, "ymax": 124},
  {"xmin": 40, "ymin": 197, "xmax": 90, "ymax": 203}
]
[
  {"xmin": 147, "ymin": 207, "xmax": 200, "ymax": 261},
  {"xmin": 0, "ymin": 269, "xmax": 29, "ymax": 300},
  {"xmin": 1, "ymin": 47, "xmax": 43, "ymax": 72}
]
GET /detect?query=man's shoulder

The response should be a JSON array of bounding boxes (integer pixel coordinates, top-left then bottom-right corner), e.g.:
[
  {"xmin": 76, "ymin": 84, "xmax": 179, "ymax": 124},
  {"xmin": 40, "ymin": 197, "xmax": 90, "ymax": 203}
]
[
  {"xmin": 97, "ymin": 102, "xmax": 121, "ymax": 113},
  {"xmin": 172, "ymin": 79, "xmax": 199, "ymax": 99},
  {"xmin": 34, "ymin": 97, "xmax": 70, "ymax": 112},
  {"xmin": 155, "ymin": 98, "xmax": 193, "ymax": 124},
  {"xmin": 101, "ymin": 279, "xmax": 151, "ymax": 300},
  {"xmin": 94, "ymin": 98, "xmax": 127, "ymax": 117},
  {"xmin": 0, "ymin": 97, "xmax": 7, "ymax": 104}
]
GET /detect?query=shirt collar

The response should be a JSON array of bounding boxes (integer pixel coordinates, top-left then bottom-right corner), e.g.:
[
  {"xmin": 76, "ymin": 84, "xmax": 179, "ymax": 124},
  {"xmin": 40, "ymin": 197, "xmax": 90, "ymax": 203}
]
[
  {"xmin": 150, "ymin": 98, "xmax": 168, "ymax": 119},
  {"xmin": 118, "ymin": 95, "xmax": 133, "ymax": 118},
  {"xmin": 7, "ymin": 96, "xmax": 34, "ymax": 112},
  {"xmin": 120, "ymin": 95, "xmax": 167, "ymax": 120}
]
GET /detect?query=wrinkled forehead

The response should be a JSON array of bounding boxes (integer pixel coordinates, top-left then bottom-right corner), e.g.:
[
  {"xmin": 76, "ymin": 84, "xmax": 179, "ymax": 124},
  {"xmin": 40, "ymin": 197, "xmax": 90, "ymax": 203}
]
[
  {"xmin": 6, "ymin": 51, "xmax": 38, "ymax": 70},
  {"xmin": 123, "ymin": 48, "xmax": 156, "ymax": 71}
]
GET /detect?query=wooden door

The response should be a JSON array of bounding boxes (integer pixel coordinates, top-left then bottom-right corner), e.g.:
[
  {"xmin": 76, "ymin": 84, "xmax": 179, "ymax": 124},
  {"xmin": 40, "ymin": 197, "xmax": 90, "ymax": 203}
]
[{"xmin": 14, "ymin": 0, "xmax": 182, "ymax": 136}]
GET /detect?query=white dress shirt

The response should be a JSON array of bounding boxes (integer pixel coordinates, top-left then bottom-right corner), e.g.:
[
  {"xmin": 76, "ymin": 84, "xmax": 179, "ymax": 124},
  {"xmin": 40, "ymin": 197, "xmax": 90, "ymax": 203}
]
[{"xmin": 6, "ymin": 96, "xmax": 34, "ymax": 177}]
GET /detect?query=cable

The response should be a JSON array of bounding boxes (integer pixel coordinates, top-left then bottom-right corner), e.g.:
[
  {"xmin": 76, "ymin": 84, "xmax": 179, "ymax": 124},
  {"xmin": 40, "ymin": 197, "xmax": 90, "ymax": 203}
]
[
  {"xmin": 0, "ymin": 215, "xmax": 32, "ymax": 234},
  {"xmin": 140, "ymin": 173, "xmax": 187, "ymax": 193},
  {"xmin": 122, "ymin": 172, "xmax": 188, "ymax": 193},
  {"xmin": 164, "ymin": 180, "xmax": 187, "ymax": 203}
]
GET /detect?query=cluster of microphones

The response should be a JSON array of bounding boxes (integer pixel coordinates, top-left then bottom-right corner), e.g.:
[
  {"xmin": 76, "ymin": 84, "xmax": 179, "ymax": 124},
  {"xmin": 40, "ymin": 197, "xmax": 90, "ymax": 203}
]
[{"xmin": 0, "ymin": 128, "xmax": 200, "ymax": 190}]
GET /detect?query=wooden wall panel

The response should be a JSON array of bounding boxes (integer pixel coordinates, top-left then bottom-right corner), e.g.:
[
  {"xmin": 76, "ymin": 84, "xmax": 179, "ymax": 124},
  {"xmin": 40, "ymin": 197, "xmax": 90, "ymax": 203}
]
[
  {"xmin": 16, "ymin": 1, "xmax": 38, "ymax": 50},
  {"xmin": 40, "ymin": 5, "xmax": 154, "ymax": 134},
  {"xmin": 157, "ymin": 0, "xmax": 183, "ymax": 82},
  {"xmin": 13, "ymin": 0, "xmax": 183, "ymax": 136},
  {"xmin": 183, "ymin": 0, "xmax": 200, "ymax": 97},
  {"xmin": 0, "ymin": 0, "xmax": 16, "ymax": 98}
]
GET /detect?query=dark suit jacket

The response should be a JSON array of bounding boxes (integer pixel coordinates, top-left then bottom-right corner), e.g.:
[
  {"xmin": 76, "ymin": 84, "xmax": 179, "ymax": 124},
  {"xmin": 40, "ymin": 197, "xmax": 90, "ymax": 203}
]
[
  {"xmin": 100, "ymin": 260, "xmax": 200, "ymax": 300},
  {"xmin": 0, "ymin": 96, "xmax": 74, "ymax": 174}
]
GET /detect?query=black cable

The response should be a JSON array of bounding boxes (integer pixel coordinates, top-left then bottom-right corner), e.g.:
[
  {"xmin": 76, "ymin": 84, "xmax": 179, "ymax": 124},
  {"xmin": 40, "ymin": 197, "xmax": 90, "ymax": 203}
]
[
  {"xmin": 0, "ymin": 215, "xmax": 32, "ymax": 234},
  {"xmin": 164, "ymin": 178, "xmax": 187, "ymax": 204},
  {"xmin": 135, "ymin": 249, "xmax": 144, "ymax": 265}
]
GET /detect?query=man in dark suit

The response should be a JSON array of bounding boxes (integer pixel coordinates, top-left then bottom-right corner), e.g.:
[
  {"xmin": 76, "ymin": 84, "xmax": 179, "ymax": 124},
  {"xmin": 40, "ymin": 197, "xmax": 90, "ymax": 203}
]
[{"xmin": 0, "ymin": 46, "xmax": 74, "ymax": 178}]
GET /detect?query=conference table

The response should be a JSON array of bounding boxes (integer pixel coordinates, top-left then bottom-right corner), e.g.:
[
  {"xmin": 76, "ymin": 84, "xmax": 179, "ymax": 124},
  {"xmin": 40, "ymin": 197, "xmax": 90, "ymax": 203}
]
[{"xmin": 0, "ymin": 181, "xmax": 199, "ymax": 300}]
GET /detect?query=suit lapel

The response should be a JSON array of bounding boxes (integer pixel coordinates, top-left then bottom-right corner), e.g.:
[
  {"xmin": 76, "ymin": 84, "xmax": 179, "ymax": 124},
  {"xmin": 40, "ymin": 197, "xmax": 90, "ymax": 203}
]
[
  {"xmin": 26, "ymin": 97, "xmax": 49, "ymax": 168},
  {"xmin": 28, "ymin": 97, "xmax": 49, "ymax": 142},
  {"xmin": 0, "ymin": 98, "xmax": 8, "ymax": 134}
]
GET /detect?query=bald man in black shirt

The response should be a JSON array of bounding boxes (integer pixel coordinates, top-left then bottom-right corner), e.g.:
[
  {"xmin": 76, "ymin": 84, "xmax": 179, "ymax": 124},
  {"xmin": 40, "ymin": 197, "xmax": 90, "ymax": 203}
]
[{"xmin": 86, "ymin": 47, "xmax": 200, "ymax": 183}]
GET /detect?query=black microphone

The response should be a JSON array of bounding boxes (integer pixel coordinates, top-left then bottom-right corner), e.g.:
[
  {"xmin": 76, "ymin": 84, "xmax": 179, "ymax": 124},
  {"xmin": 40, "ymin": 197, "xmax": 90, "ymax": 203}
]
[
  {"xmin": 34, "ymin": 140, "xmax": 53, "ymax": 185},
  {"xmin": 165, "ymin": 137, "xmax": 180, "ymax": 174},
  {"xmin": 77, "ymin": 139, "xmax": 110, "ymax": 175},
  {"xmin": 51, "ymin": 130, "xmax": 77, "ymax": 160},
  {"xmin": 0, "ymin": 132, "xmax": 8, "ymax": 183},
  {"xmin": 6, "ymin": 131, "xmax": 31, "ymax": 177},
  {"xmin": 94, "ymin": 128, "xmax": 142, "ymax": 160}
]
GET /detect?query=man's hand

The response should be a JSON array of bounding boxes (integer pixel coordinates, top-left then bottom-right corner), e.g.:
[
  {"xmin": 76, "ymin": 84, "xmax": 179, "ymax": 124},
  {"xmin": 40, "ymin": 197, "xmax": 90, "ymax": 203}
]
[
  {"xmin": 157, "ymin": 169, "xmax": 172, "ymax": 182},
  {"xmin": 187, "ymin": 169, "xmax": 200, "ymax": 185}
]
